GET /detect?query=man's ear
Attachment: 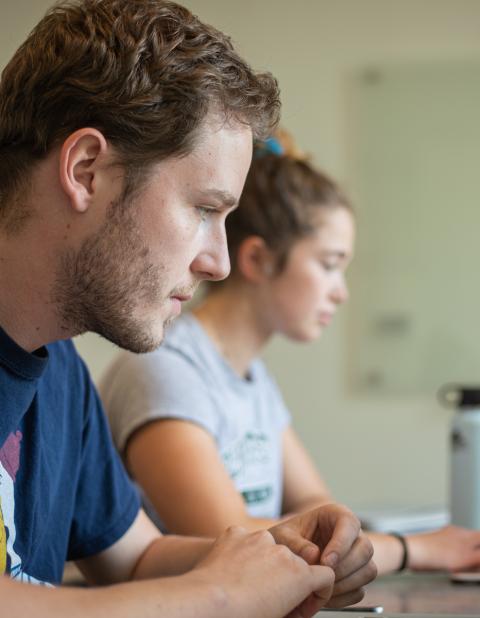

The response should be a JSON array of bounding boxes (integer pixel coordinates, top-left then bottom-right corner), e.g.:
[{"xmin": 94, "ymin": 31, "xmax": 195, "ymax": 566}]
[
  {"xmin": 237, "ymin": 236, "xmax": 276, "ymax": 283},
  {"xmin": 59, "ymin": 128, "xmax": 108, "ymax": 213}
]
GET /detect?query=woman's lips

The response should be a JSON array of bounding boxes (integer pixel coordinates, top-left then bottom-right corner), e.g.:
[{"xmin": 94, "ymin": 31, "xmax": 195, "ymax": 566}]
[{"xmin": 318, "ymin": 312, "xmax": 333, "ymax": 326}]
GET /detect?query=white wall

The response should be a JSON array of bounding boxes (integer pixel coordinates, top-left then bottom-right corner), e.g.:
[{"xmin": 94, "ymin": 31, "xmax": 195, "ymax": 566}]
[{"xmin": 2, "ymin": 1, "xmax": 480, "ymax": 509}]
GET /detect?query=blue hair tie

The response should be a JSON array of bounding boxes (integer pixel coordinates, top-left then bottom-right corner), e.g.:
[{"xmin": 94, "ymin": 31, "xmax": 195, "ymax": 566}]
[{"xmin": 254, "ymin": 136, "xmax": 284, "ymax": 158}]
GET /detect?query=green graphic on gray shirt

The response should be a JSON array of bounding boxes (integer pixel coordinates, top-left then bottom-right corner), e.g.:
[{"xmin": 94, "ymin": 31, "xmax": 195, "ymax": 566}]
[
  {"xmin": 241, "ymin": 486, "xmax": 273, "ymax": 505},
  {"xmin": 223, "ymin": 432, "xmax": 273, "ymax": 505}
]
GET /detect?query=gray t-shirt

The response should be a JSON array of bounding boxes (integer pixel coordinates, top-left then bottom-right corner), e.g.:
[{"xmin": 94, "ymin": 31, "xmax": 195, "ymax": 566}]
[{"xmin": 99, "ymin": 313, "xmax": 291, "ymax": 527}]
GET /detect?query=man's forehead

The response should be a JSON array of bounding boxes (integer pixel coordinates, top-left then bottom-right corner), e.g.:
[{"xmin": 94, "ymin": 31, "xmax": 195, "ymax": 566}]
[
  {"xmin": 143, "ymin": 119, "xmax": 252, "ymax": 202},
  {"xmin": 192, "ymin": 116, "xmax": 253, "ymax": 156}
]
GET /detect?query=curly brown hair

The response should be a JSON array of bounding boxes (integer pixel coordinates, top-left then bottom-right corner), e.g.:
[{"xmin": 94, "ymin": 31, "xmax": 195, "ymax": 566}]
[
  {"xmin": 0, "ymin": 0, "xmax": 280, "ymax": 230},
  {"xmin": 224, "ymin": 148, "xmax": 352, "ymax": 279}
]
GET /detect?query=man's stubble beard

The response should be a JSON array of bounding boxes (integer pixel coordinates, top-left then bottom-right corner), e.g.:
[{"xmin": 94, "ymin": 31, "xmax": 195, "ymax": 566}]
[{"xmin": 52, "ymin": 195, "xmax": 168, "ymax": 353}]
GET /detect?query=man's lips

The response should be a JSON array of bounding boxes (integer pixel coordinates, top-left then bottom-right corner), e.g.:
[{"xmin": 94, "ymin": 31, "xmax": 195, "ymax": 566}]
[{"xmin": 170, "ymin": 294, "xmax": 192, "ymax": 302}]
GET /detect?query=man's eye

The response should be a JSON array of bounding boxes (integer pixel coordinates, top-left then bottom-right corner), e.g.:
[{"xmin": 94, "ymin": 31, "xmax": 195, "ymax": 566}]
[{"xmin": 197, "ymin": 206, "xmax": 216, "ymax": 221}]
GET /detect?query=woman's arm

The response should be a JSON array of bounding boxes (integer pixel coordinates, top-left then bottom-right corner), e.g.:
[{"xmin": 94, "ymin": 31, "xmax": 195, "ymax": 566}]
[
  {"xmin": 126, "ymin": 421, "xmax": 334, "ymax": 536},
  {"xmin": 369, "ymin": 526, "xmax": 480, "ymax": 575},
  {"xmin": 126, "ymin": 418, "xmax": 285, "ymax": 535}
]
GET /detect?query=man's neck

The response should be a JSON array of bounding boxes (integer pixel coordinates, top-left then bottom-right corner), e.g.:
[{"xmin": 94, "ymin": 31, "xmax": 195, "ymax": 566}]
[{"xmin": 0, "ymin": 237, "xmax": 68, "ymax": 352}]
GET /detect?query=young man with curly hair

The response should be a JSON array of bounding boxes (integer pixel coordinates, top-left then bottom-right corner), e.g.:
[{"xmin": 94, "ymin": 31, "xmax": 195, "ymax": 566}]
[{"xmin": 0, "ymin": 1, "xmax": 375, "ymax": 615}]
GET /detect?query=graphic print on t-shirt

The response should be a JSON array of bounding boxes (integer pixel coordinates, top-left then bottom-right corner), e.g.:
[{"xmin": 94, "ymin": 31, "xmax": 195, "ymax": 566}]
[
  {"xmin": 0, "ymin": 431, "xmax": 48, "ymax": 584},
  {"xmin": 223, "ymin": 431, "xmax": 274, "ymax": 509}
]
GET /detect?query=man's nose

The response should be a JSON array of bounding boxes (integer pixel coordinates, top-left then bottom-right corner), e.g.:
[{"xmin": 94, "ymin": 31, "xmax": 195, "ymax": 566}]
[{"xmin": 191, "ymin": 230, "xmax": 231, "ymax": 282}]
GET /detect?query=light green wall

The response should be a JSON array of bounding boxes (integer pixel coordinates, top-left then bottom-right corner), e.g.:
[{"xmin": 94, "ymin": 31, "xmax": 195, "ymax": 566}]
[
  {"xmin": 348, "ymin": 62, "xmax": 480, "ymax": 397},
  {"xmin": 179, "ymin": 0, "xmax": 480, "ymax": 510},
  {"xmin": 2, "ymin": 1, "xmax": 480, "ymax": 509}
]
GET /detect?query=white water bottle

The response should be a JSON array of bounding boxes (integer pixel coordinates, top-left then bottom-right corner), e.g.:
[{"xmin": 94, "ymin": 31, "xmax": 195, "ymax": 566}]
[{"xmin": 443, "ymin": 385, "xmax": 480, "ymax": 529}]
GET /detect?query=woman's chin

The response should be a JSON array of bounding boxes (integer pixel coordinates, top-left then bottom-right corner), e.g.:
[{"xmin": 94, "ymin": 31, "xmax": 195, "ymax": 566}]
[{"xmin": 286, "ymin": 325, "xmax": 324, "ymax": 344}]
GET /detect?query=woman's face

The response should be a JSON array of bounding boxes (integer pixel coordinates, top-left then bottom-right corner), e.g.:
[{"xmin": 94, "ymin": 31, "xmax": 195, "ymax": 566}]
[{"xmin": 264, "ymin": 207, "xmax": 354, "ymax": 342}]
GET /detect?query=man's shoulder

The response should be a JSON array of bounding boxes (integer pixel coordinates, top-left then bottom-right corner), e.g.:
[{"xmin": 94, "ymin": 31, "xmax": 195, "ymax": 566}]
[
  {"xmin": 46, "ymin": 338, "xmax": 85, "ymax": 373},
  {"xmin": 43, "ymin": 338, "xmax": 95, "ymax": 399}
]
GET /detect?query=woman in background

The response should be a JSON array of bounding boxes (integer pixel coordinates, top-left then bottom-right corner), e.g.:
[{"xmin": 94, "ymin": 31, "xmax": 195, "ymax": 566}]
[{"xmin": 100, "ymin": 132, "xmax": 480, "ymax": 575}]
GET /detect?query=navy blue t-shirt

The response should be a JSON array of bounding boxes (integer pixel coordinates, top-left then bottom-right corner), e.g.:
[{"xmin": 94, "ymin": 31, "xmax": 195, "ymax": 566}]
[{"xmin": 0, "ymin": 327, "xmax": 140, "ymax": 585}]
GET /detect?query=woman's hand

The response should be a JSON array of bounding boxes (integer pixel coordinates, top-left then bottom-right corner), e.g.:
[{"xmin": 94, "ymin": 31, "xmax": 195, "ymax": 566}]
[{"xmin": 408, "ymin": 525, "xmax": 480, "ymax": 572}]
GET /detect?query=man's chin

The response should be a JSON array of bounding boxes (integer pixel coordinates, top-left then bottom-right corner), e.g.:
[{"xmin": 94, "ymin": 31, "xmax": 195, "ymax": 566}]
[
  {"xmin": 126, "ymin": 337, "xmax": 164, "ymax": 354},
  {"xmin": 98, "ymin": 320, "xmax": 167, "ymax": 354}
]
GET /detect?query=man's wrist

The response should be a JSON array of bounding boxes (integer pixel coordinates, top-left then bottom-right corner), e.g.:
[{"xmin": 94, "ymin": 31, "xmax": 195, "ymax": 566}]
[{"xmin": 182, "ymin": 570, "xmax": 230, "ymax": 613}]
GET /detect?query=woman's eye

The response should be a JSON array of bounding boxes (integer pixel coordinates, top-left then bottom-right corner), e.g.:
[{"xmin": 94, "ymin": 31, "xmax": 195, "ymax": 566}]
[{"xmin": 321, "ymin": 261, "xmax": 337, "ymax": 272}]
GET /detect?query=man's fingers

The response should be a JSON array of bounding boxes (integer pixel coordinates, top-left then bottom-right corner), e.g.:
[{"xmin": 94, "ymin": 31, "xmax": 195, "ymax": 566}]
[
  {"xmin": 273, "ymin": 524, "xmax": 321, "ymax": 564},
  {"xmin": 293, "ymin": 593, "xmax": 330, "ymax": 618},
  {"xmin": 320, "ymin": 510, "xmax": 361, "ymax": 568},
  {"xmin": 310, "ymin": 564, "xmax": 335, "ymax": 600},
  {"xmin": 332, "ymin": 559, "xmax": 377, "ymax": 597},
  {"xmin": 331, "ymin": 533, "xmax": 375, "ymax": 582},
  {"xmin": 286, "ymin": 564, "xmax": 335, "ymax": 618},
  {"xmin": 326, "ymin": 587, "xmax": 366, "ymax": 609}
]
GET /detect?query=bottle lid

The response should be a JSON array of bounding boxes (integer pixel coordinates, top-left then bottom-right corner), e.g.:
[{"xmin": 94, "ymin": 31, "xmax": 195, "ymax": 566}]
[{"xmin": 438, "ymin": 384, "xmax": 480, "ymax": 409}]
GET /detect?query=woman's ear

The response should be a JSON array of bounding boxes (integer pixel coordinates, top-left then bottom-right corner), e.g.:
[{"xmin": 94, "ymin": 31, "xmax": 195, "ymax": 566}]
[
  {"xmin": 237, "ymin": 236, "xmax": 276, "ymax": 283},
  {"xmin": 59, "ymin": 128, "xmax": 108, "ymax": 213}
]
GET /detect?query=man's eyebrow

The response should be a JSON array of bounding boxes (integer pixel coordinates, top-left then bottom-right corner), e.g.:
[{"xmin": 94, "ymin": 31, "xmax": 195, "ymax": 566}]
[{"xmin": 196, "ymin": 189, "xmax": 238, "ymax": 208}]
